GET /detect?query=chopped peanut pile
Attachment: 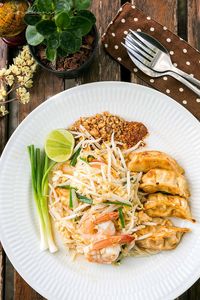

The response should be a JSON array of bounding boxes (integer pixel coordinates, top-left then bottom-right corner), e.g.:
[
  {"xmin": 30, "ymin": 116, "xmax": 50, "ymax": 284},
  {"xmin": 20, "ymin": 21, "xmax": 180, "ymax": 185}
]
[{"xmin": 70, "ymin": 112, "xmax": 148, "ymax": 147}]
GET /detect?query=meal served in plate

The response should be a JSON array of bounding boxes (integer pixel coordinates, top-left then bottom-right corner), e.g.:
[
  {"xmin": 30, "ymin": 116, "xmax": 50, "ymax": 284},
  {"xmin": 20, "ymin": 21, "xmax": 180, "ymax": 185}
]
[{"xmin": 28, "ymin": 112, "xmax": 193, "ymax": 264}]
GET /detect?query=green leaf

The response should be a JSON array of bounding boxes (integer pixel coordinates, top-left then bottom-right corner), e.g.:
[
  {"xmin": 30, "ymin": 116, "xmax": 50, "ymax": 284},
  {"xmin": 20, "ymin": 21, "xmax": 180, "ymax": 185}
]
[
  {"xmin": 118, "ymin": 207, "xmax": 125, "ymax": 228},
  {"xmin": 36, "ymin": 20, "xmax": 57, "ymax": 36},
  {"xmin": 60, "ymin": 31, "xmax": 78, "ymax": 54},
  {"xmin": 74, "ymin": 0, "xmax": 91, "ymax": 10},
  {"xmin": 25, "ymin": 25, "xmax": 44, "ymax": 46},
  {"xmin": 54, "ymin": 0, "xmax": 73, "ymax": 11},
  {"xmin": 74, "ymin": 34, "xmax": 82, "ymax": 51},
  {"xmin": 24, "ymin": 13, "xmax": 41, "ymax": 26},
  {"xmin": 70, "ymin": 16, "xmax": 92, "ymax": 36},
  {"xmin": 55, "ymin": 11, "xmax": 70, "ymax": 29},
  {"xmin": 70, "ymin": 147, "xmax": 81, "ymax": 165},
  {"xmin": 76, "ymin": 194, "xmax": 93, "ymax": 204},
  {"xmin": 104, "ymin": 201, "xmax": 132, "ymax": 207},
  {"xmin": 57, "ymin": 47, "xmax": 68, "ymax": 57},
  {"xmin": 36, "ymin": 0, "xmax": 55, "ymax": 12},
  {"xmin": 47, "ymin": 32, "xmax": 60, "ymax": 49},
  {"xmin": 45, "ymin": 47, "xmax": 57, "ymax": 62},
  {"xmin": 77, "ymin": 10, "xmax": 96, "ymax": 24}
]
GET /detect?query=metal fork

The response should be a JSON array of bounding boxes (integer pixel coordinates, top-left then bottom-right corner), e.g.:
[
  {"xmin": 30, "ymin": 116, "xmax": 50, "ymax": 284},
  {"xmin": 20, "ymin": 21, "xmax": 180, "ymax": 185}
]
[{"xmin": 124, "ymin": 30, "xmax": 200, "ymax": 89}]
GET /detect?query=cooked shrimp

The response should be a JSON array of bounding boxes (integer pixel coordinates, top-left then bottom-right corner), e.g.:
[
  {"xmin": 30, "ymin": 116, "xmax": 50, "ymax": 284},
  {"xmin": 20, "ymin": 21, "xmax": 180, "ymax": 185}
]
[
  {"xmin": 79, "ymin": 211, "xmax": 119, "ymax": 235},
  {"xmin": 84, "ymin": 235, "xmax": 134, "ymax": 264}
]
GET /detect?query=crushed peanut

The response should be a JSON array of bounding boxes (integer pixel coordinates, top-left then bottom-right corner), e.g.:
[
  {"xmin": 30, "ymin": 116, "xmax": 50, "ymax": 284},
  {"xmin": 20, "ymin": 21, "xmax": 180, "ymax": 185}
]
[{"xmin": 70, "ymin": 112, "xmax": 148, "ymax": 148}]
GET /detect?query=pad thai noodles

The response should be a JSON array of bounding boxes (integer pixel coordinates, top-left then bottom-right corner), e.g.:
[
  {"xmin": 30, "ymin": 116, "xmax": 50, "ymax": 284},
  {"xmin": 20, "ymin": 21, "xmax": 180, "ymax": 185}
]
[{"xmin": 46, "ymin": 113, "xmax": 192, "ymax": 264}]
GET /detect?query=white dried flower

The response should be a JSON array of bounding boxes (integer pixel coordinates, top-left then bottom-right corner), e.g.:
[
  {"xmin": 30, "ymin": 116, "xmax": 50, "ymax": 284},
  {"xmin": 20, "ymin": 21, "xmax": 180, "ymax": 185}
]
[
  {"xmin": 5, "ymin": 75, "xmax": 14, "ymax": 86},
  {"xmin": 0, "ymin": 68, "xmax": 6, "ymax": 77},
  {"xmin": 0, "ymin": 86, "xmax": 7, "ymax": 100},
  {"xmin": 10, "ymin": 65, "xmax": 21, "ymax": 75},
  {"xmin": 0, "ymin": 45, "xmax": 37, "ymax": 116},
  {"xmin": 16, "ymin": 87, "xmax": 30, "ymax": 104},
  {"xmin": 0, "ymin": 105, "xmax": 8, "ymax": 116}
]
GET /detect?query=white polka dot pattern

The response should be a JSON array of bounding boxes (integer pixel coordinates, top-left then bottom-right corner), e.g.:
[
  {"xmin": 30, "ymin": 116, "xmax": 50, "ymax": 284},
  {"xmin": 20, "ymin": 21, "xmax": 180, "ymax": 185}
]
[{"xmin": 102, "ymin": 2, "xmax": 200, "ymax": 116}]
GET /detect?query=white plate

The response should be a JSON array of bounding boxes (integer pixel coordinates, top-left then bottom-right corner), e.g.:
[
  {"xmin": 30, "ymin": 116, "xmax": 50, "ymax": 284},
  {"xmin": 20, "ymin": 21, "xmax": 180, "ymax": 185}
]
[{"xmin": 0, "ymin": 81, "xmax": 200, "ymax": 300}]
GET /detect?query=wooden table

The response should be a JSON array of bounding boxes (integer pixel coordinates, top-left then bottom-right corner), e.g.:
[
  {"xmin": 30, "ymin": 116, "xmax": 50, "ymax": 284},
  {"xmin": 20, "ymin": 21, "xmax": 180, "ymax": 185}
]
[{"xmin": 0, "ymin": 0, "xmax": 200, "ymax": 299}]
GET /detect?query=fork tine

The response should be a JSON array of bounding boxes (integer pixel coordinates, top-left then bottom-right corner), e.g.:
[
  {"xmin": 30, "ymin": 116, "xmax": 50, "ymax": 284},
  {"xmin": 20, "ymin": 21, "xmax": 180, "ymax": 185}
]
[
  {"xmin": 122, "ymin": 40, "xmax": 151, "ymax": 64},
  {"xmin": 129, "ymin": 30, "xmax": 157, "ymax": 54},
  {"xmin": 125, "ymin": 38, "xmax": 151, "ymax": 62},
  {"xmin": 121, "ymin": 42, "xmax": 147, "ymax": 66},
  {"xmin": 126, "ymin": 35, "xmax": 153, "ymax": 59}
]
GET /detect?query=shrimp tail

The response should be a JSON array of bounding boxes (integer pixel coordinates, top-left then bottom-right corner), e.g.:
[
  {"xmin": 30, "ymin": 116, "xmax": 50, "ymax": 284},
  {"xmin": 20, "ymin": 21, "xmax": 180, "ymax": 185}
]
[{"xmin": 92, "ymin": 235, "xmax": 134, "ymax": 251}]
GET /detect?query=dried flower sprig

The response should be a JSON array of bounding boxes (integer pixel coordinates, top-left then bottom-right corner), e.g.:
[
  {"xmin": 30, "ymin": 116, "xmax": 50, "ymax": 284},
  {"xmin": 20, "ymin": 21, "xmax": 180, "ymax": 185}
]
[{"xmin": 0, "ymin": 45, "xmax": 37, "ymax": 117}]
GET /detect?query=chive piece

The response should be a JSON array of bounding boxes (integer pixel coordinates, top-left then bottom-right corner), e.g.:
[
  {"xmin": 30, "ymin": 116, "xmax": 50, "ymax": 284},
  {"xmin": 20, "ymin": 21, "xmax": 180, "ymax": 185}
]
[
  {"xmin": 56, "ymin": 185, "xmax": 77, "ymax": 190},
  {"xmin": 57, "ymin": 185, "xmax": 71, "ymax": 189},
  {"xmin": 76, "ymin": 194, "xmax": 93, "ymax": 204},
  {"xmin": 69, "ymin": 188, "xmax": 73, "ymax": 209},
  {"xmin": 118, "ymin": 207, "xmax": 125, "ymax": 228},
  {"xmin": 104, "ymin": 201, "xmax": 132, "ymax": 207},
  {"xmin": 70, "ymin": 147, "xmax": 81, "ymax": 166}
]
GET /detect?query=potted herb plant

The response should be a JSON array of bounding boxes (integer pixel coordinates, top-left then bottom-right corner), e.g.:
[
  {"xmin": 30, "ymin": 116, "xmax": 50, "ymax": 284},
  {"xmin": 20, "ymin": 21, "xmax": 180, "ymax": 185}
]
[{"xmin": 24, "ymin": 0, "xmax": 98, "ymax": 78}]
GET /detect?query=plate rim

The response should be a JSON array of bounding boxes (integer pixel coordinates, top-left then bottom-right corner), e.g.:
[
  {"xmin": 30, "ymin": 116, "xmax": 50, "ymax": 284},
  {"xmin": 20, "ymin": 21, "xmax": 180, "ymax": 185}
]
[{"xmin": 0, "ymin": 81, "xmax": 200, "ymax": 300}]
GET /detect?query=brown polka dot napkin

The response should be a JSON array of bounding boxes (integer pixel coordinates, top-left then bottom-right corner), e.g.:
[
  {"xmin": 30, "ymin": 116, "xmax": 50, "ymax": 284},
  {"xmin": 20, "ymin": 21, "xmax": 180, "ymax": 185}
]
[{"xmin": 102, "ymin": 2, "xmax": 200, "ymax": 120}]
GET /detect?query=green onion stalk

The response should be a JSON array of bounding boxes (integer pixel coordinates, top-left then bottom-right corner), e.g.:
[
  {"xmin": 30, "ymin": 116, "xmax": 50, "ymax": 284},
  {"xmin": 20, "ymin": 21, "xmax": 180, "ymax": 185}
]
[{"xmin": 28, "ymin": 145, "xmax": 57, "ymax": 253}]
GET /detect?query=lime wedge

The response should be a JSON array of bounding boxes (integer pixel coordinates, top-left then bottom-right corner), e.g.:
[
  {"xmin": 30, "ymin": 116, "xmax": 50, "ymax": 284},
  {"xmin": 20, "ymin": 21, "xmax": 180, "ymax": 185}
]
[{"xmin": 45, "ymin": 129, "xmax": 75, "ymax": 162}]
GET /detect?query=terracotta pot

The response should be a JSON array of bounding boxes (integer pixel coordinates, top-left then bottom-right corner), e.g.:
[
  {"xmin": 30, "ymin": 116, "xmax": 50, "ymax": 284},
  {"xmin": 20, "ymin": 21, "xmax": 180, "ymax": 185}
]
[{"xmin": 29, "ymin": 26, "xmax": 98, "ymax": 79}]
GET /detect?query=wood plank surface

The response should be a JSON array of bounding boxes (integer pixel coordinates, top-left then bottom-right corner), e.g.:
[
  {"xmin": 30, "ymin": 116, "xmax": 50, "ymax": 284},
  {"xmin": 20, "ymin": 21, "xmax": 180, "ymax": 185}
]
[{"xmin": 0, "ymin": 39, "xmax": 8, "ymax": 300}]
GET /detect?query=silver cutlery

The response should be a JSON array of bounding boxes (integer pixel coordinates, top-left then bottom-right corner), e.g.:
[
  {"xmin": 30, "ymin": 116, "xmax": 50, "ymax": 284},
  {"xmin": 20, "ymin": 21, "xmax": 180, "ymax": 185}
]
[{"xmin": 122, "ymin": 31, "xmax": 200, "ymax": 96}]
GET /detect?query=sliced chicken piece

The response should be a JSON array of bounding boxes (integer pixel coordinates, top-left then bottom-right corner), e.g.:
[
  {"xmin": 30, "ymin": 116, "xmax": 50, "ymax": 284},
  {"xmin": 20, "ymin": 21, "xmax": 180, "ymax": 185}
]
[
  {"xmin": 128, "ymin": 151, "xmax": 184, "ymax": 174},
  {"xmin": 144, "ymin": 193, "xmax": 194, "ymax": 222},
  {"xmin": 140, "ymin": 168, "xmax": 190, "ymax": 198}
]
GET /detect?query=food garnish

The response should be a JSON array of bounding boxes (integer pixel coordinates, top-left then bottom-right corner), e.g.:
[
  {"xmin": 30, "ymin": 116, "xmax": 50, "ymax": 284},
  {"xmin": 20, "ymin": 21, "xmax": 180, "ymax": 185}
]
[
  {"xmin": 45, "ymin": 129, "xmax": 74, "ymax": 162},
  {"xmin": 27, "ymin": 145, "xmax": 57, "ymax": 253}
]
